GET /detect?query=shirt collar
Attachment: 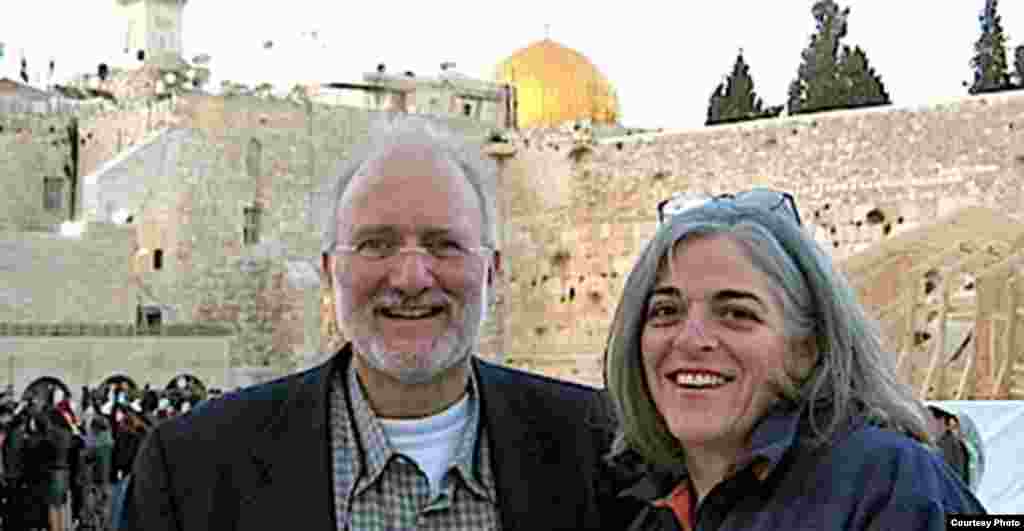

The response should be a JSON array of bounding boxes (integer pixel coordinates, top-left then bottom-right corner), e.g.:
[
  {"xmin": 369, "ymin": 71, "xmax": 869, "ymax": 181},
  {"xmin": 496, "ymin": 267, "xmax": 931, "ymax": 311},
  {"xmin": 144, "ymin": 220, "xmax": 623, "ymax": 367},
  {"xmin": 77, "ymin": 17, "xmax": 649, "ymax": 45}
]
[
  {"xmin": 729, "ymin": 402, "xmax": 803, "ymax": 481},
  {"xmin": 618, "ymin": 403, "xmax": 804, "ymax": 502},
  {"xmin": 346, "ymin": 360, "xmax": 496, "ymax": 501}
]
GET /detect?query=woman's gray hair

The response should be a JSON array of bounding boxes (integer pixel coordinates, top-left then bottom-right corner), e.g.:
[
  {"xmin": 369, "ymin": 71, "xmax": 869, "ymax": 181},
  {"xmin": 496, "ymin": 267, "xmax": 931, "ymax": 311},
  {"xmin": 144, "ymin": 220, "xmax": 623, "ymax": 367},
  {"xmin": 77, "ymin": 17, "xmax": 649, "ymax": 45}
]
[
  {"xmin": 320, "ymin": 115, "xmax": 499, "ymax": 255},
  {"xmin": 604, "ymin": 201, "xmax": 933, "ymax": 468}
]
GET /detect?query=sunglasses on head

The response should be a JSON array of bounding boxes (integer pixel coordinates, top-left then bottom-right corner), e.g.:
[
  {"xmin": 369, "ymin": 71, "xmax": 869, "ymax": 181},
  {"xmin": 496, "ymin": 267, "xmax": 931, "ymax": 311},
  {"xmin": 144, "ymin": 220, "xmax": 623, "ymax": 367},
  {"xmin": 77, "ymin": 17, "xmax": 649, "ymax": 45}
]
[{"xmin": 656, "ymin": 188, "xmax": 802, "ymax": 227}]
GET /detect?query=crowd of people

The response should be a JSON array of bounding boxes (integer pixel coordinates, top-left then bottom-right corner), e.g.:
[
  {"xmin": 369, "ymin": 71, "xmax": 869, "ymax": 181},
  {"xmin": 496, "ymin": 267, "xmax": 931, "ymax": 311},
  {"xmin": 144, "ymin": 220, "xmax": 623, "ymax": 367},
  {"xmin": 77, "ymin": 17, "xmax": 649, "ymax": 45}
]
[{"xmin": 0, "ymin": 380, "xmax": 224, "ymax": 531}]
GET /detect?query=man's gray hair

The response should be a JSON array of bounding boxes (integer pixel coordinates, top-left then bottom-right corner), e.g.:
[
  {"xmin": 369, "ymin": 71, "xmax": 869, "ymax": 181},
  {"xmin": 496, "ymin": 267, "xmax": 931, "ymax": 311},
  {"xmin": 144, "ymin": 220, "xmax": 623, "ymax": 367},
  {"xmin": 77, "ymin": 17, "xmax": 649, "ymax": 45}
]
[
  {"xmin": 320, "ymin": 115, "xmax": 499, "ymax": 255},
  {"xmin": 604, "ymin": 202, "xmax": 933, "ymax": 467}
]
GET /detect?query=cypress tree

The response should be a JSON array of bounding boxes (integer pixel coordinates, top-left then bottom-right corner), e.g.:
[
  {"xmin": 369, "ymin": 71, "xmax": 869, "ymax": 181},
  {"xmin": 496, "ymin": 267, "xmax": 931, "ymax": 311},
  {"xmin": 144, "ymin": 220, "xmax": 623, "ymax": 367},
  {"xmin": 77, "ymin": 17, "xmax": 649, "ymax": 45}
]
[
  {"xmin": 706, "ymin": 51, "xmax": 770, "ymax": 125},
  {"xmin": 837, "ymin": 46, "xmax": 890, "ymax": 108},
  {"xmin": 968, "ymin": 0, "xmax": 1013, "ymax": 94},
  {"xmin": 788, "ymin": 0, "xmax": 891, "ymax": 115},
  {"xmin": 1013, "ymin": 44, "xmax": 1024, "ymax": 87}
]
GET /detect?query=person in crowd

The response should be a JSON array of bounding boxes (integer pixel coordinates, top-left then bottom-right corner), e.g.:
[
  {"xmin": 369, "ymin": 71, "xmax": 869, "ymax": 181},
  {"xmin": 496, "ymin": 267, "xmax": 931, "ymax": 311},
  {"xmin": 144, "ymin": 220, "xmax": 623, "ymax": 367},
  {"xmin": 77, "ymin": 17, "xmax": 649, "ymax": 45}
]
[
  {"xmin": 118, "ymin": 116, "xmax": 618, "ymax": 530},
  {"xmin": 90, "ymin": 415, "xmax": 115, "ymax": 530},
  {"xmin": 953, "ymin": 411, "xmax": 986, "ymax": 493},
  {"xmin": 928, "ymin": 406, "xmax": 971, "ymax": 486},
  {"xmin": 154, "ymin": 397, "xmax": 172, "ymax": 421},
  {"xmin": 64, "ymin": 410, "xmax": 85, "ymax": 529},
  {"xmin": 79, "ymin": 386, "xmax": 91, "ymax": 414},
  {"xmin": 1, "ymin": 401, "xmax": 31, "ymax": 530},
  {"xmin": 79, "ymin": 386, "xmax": 97, "ymax": 436},
  {"xmin": 0, "ymin": 397, "xmax": 13, "ymax": 479},
  {"xmin": 141, "ymin": 386, "xmax": 159, "ymax": 417},
  {"xmin": 112, "ymin": 407, "xmax": 146, "ymax": 484},
  {"xmin": 11, "ymin": 406, "xmax": 54, "ymax": 531},
  {"xmin": 40, "ymin": 406, "xmax": 73, "ymax": 531},
  {"xmin": 604, "ymin": 190, "xmax": 986, "ymax": 530},
  {"xmin": 945, "ymin": 413, "xmax": 972, "ymax": 485}
]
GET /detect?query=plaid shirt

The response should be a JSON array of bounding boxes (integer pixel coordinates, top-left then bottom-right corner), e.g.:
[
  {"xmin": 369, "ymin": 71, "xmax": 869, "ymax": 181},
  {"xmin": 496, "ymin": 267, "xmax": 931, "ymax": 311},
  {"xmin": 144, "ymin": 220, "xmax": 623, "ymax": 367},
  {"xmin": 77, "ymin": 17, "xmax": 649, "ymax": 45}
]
[{"xmin": 331, "ymin": 363, "xmax": 501, "ymax": 530}]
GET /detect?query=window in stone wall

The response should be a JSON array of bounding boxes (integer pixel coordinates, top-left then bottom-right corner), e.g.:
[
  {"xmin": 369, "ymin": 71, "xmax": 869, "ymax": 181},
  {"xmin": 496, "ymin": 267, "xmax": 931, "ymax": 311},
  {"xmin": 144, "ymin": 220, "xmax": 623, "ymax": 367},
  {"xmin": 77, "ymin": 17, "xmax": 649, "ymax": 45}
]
[
  {"xmin": 463, "ymin": 103, "xmax": 473, "ymax": 117},
  {"xmin": 244, "ymin": 205, "xmax": 262, "ymax": 245},
  {"xmin": 246, "ymin": 138, "xmax": 262, "ymax": 178},
  {"xmin": 43, "ymin": 178, "xmax": 64, "ymax": 211},
  {"xmin": 154, "ymin": 249, "xmax": 164, "ymax": 270},
  {"xmin": 136, "ymin": 305, "xmax": 162, "ymax": 332}
]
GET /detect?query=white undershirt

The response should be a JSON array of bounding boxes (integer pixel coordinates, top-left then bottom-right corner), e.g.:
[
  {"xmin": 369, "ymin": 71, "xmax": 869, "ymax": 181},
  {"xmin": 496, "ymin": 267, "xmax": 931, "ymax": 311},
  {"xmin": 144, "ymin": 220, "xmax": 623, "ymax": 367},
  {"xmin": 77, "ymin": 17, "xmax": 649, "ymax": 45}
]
[{"xmin": 379, "ymin": 394, "xmax": 471, "ymax": 496}]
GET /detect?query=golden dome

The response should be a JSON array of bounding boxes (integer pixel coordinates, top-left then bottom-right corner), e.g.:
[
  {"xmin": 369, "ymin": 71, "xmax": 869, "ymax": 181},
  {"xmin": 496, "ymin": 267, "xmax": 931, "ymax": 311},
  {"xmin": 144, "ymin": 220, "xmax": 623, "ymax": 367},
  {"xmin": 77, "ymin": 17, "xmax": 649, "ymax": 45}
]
[{"xmin": 495, "ymin": 39, "xmax": 620, "ymax": 129}]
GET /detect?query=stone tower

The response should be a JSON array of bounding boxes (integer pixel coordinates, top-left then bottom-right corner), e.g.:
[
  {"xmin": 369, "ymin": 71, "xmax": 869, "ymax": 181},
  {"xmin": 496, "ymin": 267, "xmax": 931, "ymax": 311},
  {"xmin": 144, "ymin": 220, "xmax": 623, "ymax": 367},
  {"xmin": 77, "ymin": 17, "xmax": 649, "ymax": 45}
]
[{"xmin": 116, "ymin": 0, "xmax": 187, "ymax": 68}]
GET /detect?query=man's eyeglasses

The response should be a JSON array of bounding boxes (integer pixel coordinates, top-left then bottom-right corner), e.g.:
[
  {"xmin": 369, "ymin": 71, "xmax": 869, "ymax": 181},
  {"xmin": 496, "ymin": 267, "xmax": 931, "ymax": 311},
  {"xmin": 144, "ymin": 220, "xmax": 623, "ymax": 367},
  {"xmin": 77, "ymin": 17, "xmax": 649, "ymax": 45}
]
[
  {"xmin": 334, "ymin": 238, "xmax": 493, "ymax": 263},
  {"xmin": 656, "ymin": 188, "xmax": 802, "ymax": 227}
]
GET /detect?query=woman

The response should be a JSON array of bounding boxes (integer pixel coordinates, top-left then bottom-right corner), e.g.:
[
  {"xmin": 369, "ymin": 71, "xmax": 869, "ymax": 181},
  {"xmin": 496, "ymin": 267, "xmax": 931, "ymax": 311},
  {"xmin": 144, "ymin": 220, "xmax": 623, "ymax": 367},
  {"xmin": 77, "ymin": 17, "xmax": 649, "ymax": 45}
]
[{"xmin": 604, "ymin": 190, "xmax": 986, "ymax": 530}]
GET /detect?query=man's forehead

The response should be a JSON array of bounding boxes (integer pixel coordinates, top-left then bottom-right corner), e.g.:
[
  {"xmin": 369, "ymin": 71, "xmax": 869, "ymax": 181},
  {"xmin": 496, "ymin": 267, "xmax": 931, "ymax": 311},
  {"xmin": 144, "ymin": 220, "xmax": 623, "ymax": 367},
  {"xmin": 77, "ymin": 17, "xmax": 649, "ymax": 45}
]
[
  {"xmin": 344, "ymin": 146, "xmax": 468, "ymax": 199},
  {"xmin": 336, "ymin": 143, "xmax": 482, "ymax": 234},
  {"xmin": 349, "ymin": 224, "xmax": 470, "ymax": 237},
  {"xmin": 359, "ymin": 142, "xmax": 459, "ymax": 175}
]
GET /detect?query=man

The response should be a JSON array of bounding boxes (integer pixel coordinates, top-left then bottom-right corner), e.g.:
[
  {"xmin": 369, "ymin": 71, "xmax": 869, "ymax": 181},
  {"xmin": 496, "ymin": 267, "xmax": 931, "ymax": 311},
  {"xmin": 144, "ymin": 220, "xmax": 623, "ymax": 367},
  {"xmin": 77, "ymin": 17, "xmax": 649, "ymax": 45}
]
[
  {"xmin": 944, "ymin": 413, "xmax": 972, "ymax": 486},
  {"xmin": 117, "ymin": 117, "xmax": 619, "ymax": 530},
  {"xmin": 928, "ymin": 405, "xmax": 970, "ymax": 485}
]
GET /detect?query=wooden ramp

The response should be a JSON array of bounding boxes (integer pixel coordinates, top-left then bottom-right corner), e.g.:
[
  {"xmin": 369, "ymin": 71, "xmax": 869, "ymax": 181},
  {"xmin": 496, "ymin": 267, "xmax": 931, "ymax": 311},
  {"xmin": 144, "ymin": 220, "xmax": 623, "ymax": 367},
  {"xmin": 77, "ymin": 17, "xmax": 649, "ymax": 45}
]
[{"xmin": 839, "ymin": 206, "xmax": 1024, "ymax": 400}]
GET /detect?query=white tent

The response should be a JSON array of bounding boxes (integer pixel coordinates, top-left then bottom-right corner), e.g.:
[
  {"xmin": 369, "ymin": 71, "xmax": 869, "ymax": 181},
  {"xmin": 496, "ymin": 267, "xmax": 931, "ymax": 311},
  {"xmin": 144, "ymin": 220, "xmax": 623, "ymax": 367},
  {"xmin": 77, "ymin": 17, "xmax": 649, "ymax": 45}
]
[{"xmin": 927, "ymin": 401, "xmax": 1024, "ymax": 513}]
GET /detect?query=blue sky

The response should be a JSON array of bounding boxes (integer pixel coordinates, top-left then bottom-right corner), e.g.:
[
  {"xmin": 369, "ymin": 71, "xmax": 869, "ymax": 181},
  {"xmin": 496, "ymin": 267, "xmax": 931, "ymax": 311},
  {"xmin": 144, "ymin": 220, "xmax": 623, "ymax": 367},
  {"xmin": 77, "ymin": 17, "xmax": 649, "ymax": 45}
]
[{"xmin": 3, "ymin": 0, "xmax": 1024, "ymax": 129}]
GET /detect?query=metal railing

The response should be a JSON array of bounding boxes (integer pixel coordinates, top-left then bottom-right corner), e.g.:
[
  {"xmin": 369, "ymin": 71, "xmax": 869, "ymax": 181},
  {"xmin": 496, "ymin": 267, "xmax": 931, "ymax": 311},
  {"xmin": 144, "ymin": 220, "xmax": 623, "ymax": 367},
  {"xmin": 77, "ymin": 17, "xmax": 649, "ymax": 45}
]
[{"xmin": 0, "ymin": 322, "xmax": 233, "ymax": 337}]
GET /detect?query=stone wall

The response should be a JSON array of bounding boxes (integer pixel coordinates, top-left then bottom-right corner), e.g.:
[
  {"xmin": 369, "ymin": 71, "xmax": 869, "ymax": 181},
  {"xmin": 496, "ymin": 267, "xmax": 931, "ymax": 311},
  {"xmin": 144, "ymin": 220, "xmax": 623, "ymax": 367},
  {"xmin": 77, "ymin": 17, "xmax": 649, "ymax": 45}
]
[
  {"xmin": 0, "ymin": 224, "xmax": 136, "ymax": 323},
  {"xmin": 495, "ymin": 91, "xmax": 1024, "ymax": 386},
  {"xmin": 0, "ymin": 114, "xmax": 76, "ymax": 231},
  {"xmin": 0, "ymin": 336, "xmax": 231, "ymax": 398},
  {"xmin": 79, "ymin": 97, "xmax": 177, "ymax": 179},
  {"xmin": 89, "ymin": 94, "xmax": 497, "ymax": 372},
  {"xmin": 10, "ymin": 86, "xmax": 1024, "ymax": 390},
  {"xmin": 0, "ymin": 96, "xmax": 175, "ymax": 234}
]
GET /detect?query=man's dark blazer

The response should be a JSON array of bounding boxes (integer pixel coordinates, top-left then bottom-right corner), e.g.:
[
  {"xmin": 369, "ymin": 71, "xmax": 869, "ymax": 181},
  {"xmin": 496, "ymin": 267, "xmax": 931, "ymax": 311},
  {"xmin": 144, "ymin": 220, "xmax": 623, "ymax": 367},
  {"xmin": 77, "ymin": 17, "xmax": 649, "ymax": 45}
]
[{"xmin": 116, "ymin": 346, "xmax": 623, "ymax": 530}]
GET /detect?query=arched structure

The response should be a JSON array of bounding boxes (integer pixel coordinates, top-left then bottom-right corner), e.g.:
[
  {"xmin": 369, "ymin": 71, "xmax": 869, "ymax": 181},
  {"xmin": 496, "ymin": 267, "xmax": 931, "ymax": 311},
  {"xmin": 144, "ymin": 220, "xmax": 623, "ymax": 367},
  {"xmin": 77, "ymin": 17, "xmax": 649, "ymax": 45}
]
[
  {"xmin": 22, "ymin": 376, "xmax": 72, "ymax": 406},
  {"xmin": 166, "ymin": 373, "xmax": 206, "ymax": 396},
  {"xmin": 494, "ymin": 38, "xmax": 620, "ymax": 129},
  {"xmin": 98, "ymin": 373, "xmax": 140, "ymax": 402}
]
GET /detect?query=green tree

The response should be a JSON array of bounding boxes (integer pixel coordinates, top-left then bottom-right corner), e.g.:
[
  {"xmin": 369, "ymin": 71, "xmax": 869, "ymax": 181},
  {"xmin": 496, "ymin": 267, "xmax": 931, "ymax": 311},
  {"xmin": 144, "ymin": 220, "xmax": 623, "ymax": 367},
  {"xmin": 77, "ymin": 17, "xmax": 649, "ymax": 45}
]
[
  {"xmin": 706, "ymin": 50, "xmax": 777, "ymax": 125},
  {"xmin": 968, "ymin": 0, "xmax": 1013, "ymax": 94},
  {"xmin": 788, "ymin": 0, "xmax": 891, "ymax": 115},
  {"xmin": 1013, "ymin": 44, "xmax": 1024, "ymax": 87},
  {"xmin": 253, "ymin": 82, "xmax": 275, "ymax": 99},
  {"xmin": 837, "ymin": 46, "xmax": 890, "ymax": 108}
]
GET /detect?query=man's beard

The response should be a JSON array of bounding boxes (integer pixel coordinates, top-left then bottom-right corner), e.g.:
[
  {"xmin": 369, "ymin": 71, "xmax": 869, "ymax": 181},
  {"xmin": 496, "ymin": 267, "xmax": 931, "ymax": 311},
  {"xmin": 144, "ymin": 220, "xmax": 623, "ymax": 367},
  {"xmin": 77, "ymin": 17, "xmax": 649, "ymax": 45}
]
[{"xmin": 338, "ymin": 280, "xmax": 488, "ymax": 385}]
